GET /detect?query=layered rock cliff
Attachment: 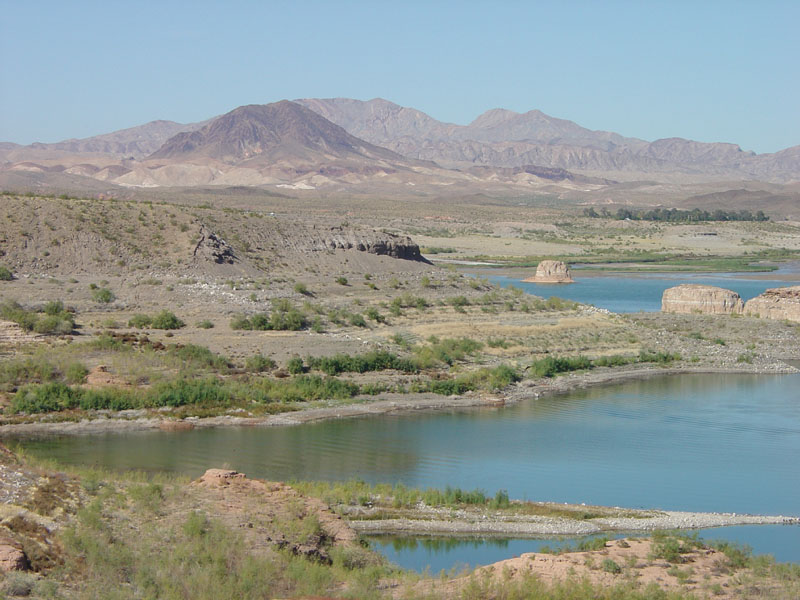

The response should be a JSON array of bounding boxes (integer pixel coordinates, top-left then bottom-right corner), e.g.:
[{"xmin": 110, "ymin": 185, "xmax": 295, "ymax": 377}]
[
  {"xmin": 744, "ymin": 286, "xmax": 800, "ymax": 322},
  {"xmin": 661, "ymin": 285, "xmax": 744, "ymax": 315},
  {"xmin": 522, "ymin": 260, "xmax": 574, "ymax": 284}
]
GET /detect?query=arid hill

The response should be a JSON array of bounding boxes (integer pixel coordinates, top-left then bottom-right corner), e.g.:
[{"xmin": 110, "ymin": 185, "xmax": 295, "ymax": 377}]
[
  {"xmin": 0, "ymin": 195, "xmax": 430, "ymax": 279},
  {"xmin": 150, "ymin": 101, "xmax": 406, "ymax": 165}
]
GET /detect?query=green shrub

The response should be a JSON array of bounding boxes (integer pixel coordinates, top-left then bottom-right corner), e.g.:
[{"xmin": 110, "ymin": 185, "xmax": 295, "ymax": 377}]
[
  {"xmin": 196, "ymin": 320, "xmax": 214, "ymax": 329},
  {"xmin": 245, "ymin": 354, "xmax": 276, "ymax": 373},
  {"xmin": 12, "ymin": 382, "xmax": 79, "ymax": 413},
  {"xmin": 0, "ymin": 299, "xmax": 73, "ymax": 334},
  {"xmin": 91, "ymin": 287, "xmax": 115, "ymax": 304},
  {"xmin": 490, "ymin": 489, "xmax": 510, "ymax": 509},
  {"xmin": 0, "ymin": 300, "xmax": 37, "ymax": 330},
  {"xmin": 577, "ymin": 536, "xmax": 611, "ymax": 551},
  {"xmin": 602, "ymin": 558, "xmax": 622, "ymax": 574},
  {"xmin": 307, "ymin": 351, "xmax": 418, "ymax": 376},
  {"xmin": 270, "ymin": 308, "xmax": 306, "ymax": 331},
  {"xmin": 530, "ymin": 356, "xmax": 592, "ymax": 378},
  {"xmin": 448, "ymin": 295, "xmax": 470, "ymax": 309},
  {"xmin": 365, "ymin": 307, "xmax": 385, "ymax": 323},
  {"xmin": 33, "ymin": 314, "xmax": 74, "ymax": 334},
  {"xmin": 649, "ymin": 532, "xmax": 701, "ymax": 563},
  {"xmin": 65, "ymin": 362, "xmax": 89, "ymax": 384},
  {"xmin": 592, "ymin": 354, "xmax": 634, "ymax": 368},
  {"xmin": 413, "ymin": 337, "xmax": 483, "ymax": 367},
  {"xmin": 0, "ymin": 357, "xmax": 58, "ymax": 389},
  {"xmin": 44, "ymin": 300, "xmax": 65, "ymax": 315},
  {"xmin": 250, "ymin": 313, "xmax": 271, "ymax": 330},
  {"xmin": 638, "ymin": 350, "xmax": 681, "ymax": 364},
  {"xmin": 310, "ymin": 317, "xmax": 324, "ymax": 333},
  {"xmin": 152, "ymin": 377, "xmax": 229, "ymax": 407},
  {"xmin": 335, "ymin": 276, "xmax": 348, "ymax": 286},
  {"xmin": 294, "ymin": 282, "xmax": 311, "ymax": 295},
  {"xmin": 230, "ymin": 315, "xmax": 252, "ymax": 330},
  {"xmin": 128, "ymin": 314, "xmax": 153, "ymax": 329},
  {"xmin": 0, "ymin": 265, "xmax": 13, "ymax": 280},
  {"xmin": 347, "ymin": 313, "xmax": 367, "ymax": 328},
  {"xmin": 287, "ymin": 357, "xmax": 305, "ymax": 375},
  {"xmin": 168, "ymin": 344, "xmax": 230, "ymax": 370},
  {"xmin": 151, "ymin": 311, "xmax": 184, "ymax": 330}
]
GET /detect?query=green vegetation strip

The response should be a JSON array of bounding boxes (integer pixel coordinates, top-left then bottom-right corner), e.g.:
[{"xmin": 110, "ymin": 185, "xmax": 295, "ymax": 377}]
[
  {"xmin": 529, "ymin": 350, "xmax": 680, "ymax": 378},
  {"xmin": 0, "ymin": 300, "xmax": 75, "ymax": 335},
  {"xmin": 462, "ymin": 248, "xmax": 800, "ymax": 272}
]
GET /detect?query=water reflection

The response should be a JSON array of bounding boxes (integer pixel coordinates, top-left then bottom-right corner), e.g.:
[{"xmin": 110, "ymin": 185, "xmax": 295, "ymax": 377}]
[
  {"xmin": 367, "ymin": 524, "xmax": 800, "ymax": 573},
  {"xmin": 7, "ymin": 374, "xmax": 800, "ymax": 515}
]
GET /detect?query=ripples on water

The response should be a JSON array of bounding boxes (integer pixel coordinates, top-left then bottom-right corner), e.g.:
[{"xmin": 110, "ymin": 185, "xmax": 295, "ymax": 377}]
[
  {"xmin": 9, "ymin": 374, "xmax": 800, "ymax": 568},
  {"xmin": 12, "ymin": 374, "xmax": 800, "ymax": 515}
]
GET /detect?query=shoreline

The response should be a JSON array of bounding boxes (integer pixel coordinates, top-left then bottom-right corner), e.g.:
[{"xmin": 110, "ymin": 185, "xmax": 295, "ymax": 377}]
[
  {"xmin": 349, "ymin": 509, "xmax": 800, "ymax": 538},
  {"xmin": 1, "ymin": 363, "xmax": 796, "ymax": 437}
]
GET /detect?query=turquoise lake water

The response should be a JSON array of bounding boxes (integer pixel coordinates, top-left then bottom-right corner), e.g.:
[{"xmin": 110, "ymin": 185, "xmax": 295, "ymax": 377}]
[
  {"xmin": 488, "ymin": 271, "xmax": 798, "ymax": 313},
  {"xmin": 8, "ymin": 373, "xmax": 800, "ymax": 567}
]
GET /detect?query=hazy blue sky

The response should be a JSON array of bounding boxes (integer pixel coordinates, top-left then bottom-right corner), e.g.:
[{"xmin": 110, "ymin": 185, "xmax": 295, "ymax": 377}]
[{"xmin": 2, "ymin": 1, "xmax": 798, "ymax": 153}]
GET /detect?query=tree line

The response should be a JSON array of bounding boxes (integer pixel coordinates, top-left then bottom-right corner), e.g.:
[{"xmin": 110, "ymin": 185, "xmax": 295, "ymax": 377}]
[{"xmin": 583, "ymin": 207, "xmax": 769, "ymax": 222}]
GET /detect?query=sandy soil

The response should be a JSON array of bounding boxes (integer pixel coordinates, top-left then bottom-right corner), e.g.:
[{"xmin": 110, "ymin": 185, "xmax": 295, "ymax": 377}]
[{"xmin": 420, "ymin": 536, "xmax": 792, "ymax": 600}]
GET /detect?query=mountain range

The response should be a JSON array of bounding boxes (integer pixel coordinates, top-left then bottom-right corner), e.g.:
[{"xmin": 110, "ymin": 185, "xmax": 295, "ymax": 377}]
[{"xmin": 1, "ymin": 98, "xmax": 797, "ymax": 195}]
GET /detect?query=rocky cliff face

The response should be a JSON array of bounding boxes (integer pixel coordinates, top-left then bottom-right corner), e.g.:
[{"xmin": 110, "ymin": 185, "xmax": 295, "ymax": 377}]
[
  {"xmin": 661, "ymin": 285, "xmax": 744, "ymax": 315},
  {"xmin": 522, "ymin": 260, "xmax": 574, "ymax": 283},
  {"xmin": 309, "ymin": 228, "xmax": 430, "ymax": 263},
  {"xmin": 744, "ymin": 286, "xmax": 800, "ymax": 322}
]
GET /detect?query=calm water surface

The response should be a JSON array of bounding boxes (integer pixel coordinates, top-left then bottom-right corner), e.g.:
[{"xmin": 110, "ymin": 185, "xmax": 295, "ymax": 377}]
[
  {"xmin": 369, "ymin": 524, "xmax": 800, "ymax": 572},
  {"xmin": 8, "ymin": 374, "xmax": 800, "ymax": 569},
  {"xmin": 487, "ymin": 271, "xmax": 799, "ymax": 313},
  {"xmin": 10, "ymin": 375, "xmax": 799, "ymax": 513}
]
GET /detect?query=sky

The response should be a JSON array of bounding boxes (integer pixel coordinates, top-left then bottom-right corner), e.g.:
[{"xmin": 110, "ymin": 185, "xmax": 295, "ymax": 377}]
[{"xmin": 1, "ymin": 1, "xmax": 798, "ymax": 154}]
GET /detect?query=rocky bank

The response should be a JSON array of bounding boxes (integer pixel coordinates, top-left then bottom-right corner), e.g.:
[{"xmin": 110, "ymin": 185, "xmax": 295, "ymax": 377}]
[
  {"xmin": 661, "ymin": 284, "xmax": 744, "ymax": 315},
  {"xmin": 744, "ymin": 286, "xmax": 800, "ymax": 322}
]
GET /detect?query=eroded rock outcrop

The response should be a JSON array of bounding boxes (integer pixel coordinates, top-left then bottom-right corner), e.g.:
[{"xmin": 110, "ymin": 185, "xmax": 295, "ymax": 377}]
[
  {"xmin": 192, "ymin": 225, "xmax": 238, "ymax": 265},
  {"xmin": 0, "ymin": 536, "xmax": 29, "ymax": 572},
  {"xmin": 744, "ymin": 286, "xmax": 800, "ymax": 322},
  {"xmin": 523, "ymin": 260, "xmax": 573, "ymax": 283},
  {"xmin": 313, "ymin": 228, "xmax": 430, "ymax": 263},
  {"xmin": 192, "ymin": 469, "xmax": 358, "ymax": 564},
  {"xmin": 661, "ymin": 284, "xmax": 744, "ymax": 315}
]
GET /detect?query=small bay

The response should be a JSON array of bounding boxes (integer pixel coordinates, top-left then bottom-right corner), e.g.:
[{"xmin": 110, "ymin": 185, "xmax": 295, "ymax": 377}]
[{"xmin": 486, "ymin": 271, "xmax": 796, "ymax": 313}]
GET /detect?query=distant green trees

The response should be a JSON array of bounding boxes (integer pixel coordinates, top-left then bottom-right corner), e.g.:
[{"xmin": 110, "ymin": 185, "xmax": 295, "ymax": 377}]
[{"xmin": 584, "ymin": 207, "xmax": 768, "ymax": 222}]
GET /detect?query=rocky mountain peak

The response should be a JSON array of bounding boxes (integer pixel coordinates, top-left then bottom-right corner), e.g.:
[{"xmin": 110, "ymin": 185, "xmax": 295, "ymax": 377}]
[{"xmin": 149, "ymin": 101, "xmax": 400, "ymax": 163}]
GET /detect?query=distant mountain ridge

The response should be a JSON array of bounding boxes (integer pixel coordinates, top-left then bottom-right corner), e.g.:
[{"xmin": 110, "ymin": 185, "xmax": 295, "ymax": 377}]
[
  {"xmin": 294, "ymin": 98, "xmax": 798, "ymax": 182},
  {"xmin": 13, "ymin": 120, "xmax": 208, "ymax": 159},
  {"xmin": 1, "ymin": 98, "xmax": 797, "ymax": 189}
]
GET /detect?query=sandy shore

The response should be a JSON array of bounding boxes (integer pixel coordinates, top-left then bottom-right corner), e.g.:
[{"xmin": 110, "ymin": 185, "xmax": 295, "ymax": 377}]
[{"xmin": 1, "ymin": 363, "xmax": 796, "ymax": 437}]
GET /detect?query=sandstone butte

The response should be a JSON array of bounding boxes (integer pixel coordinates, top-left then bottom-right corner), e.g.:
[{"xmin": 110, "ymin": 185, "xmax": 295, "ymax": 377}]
[
  {"xmin": 744, "ymin": 286, "xmax": 800, "ymax": 322},
  {"xmin": 661, "ymin": 284, "xmax": 744, "ymax": 315},
  {"xmin": 522, "ymin": 260, "xmax": 574, "ymax": 284}
]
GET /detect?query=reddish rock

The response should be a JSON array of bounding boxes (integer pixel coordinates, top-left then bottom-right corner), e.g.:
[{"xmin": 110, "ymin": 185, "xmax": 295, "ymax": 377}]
[
  {"xmin": 0, "ymin": 536, "xmax": 29, "ymax": 572},
  {"xmin": 194, "ymin": 469, "xmax": 246, "ymax": 487}
]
